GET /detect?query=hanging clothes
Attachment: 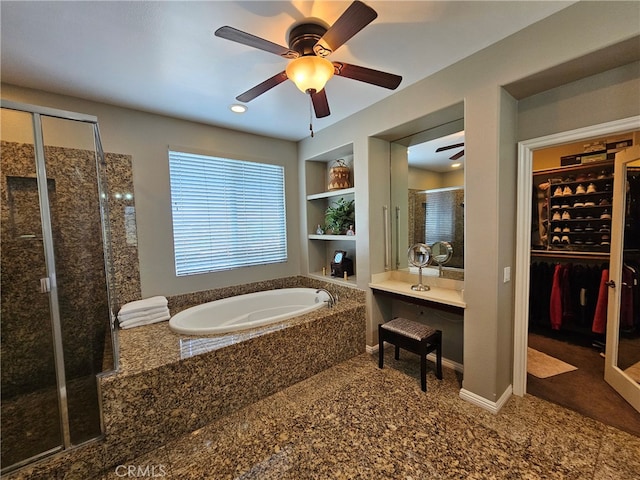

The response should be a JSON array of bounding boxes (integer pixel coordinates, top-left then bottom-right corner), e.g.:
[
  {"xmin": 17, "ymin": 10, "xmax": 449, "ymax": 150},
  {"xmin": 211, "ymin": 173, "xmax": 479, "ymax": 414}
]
[
  {"xmin": 592, "ymin": 269, "xmax": 609, "ymax": 334},
  {"xmin": 550, "ymin": 263, "xmax": 563, "ymax": 330}
]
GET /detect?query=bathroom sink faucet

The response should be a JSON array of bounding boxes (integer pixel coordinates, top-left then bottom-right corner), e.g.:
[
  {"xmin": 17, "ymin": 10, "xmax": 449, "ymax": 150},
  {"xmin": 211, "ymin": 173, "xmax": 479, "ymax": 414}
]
[{"xmin": 316, "ymin": 288, "xmax": 337, "ymax": 308}]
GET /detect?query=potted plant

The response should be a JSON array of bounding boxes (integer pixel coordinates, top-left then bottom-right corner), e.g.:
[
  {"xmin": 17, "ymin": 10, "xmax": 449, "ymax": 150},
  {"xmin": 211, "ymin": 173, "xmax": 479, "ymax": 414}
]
[{"xmin": 324, "ymin": 198, "xmax": 355, "ymax": 235}]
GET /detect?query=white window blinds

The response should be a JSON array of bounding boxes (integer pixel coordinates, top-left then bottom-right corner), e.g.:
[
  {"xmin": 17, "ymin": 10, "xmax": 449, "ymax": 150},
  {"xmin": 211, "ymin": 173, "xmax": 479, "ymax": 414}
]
[
  {"xmin": 425, "ymin": 189, "xmax": 455, "ymax": 244},
  {"xmin": 168, "ymin": 150, "xmax": 287, "ymax": 276}
]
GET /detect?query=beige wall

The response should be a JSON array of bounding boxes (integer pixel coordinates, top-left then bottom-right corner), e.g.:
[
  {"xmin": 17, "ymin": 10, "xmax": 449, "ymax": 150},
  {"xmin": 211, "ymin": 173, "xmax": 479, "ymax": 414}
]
[
  {"xmin": 1, "ymin": 86, "xmax": 300, "ymax": 297},
  {"xmin": 297, "ymin": 1, "xmax": 640, "ymax": 403}
]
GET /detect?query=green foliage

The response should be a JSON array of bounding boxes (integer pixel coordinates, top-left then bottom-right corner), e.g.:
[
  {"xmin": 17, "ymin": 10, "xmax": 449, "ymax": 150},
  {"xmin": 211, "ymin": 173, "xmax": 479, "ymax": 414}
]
[{"xmin": 324, "ymin": 198, "xmax": 355, "ymax": 234}]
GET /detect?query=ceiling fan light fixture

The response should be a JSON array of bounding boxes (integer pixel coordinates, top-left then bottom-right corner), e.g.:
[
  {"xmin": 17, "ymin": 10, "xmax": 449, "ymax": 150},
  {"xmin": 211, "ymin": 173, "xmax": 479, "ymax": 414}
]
[{"xmin": 286, "ymin": 56, "xmax": 334, "ymax": 94}]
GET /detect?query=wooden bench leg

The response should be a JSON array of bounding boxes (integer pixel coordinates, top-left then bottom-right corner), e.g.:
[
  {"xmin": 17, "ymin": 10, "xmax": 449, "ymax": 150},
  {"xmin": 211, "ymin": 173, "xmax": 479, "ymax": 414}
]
[
  {"xmin": 420, "ymin": 350, "xmax": 427, "ymax": 392},
  {"xmin": 436, "ymin": 331, "xmax": 443, "ymax": 380},
  {"xmin": 378, "ymin": 324, "xmax": 384, "ymax": 369}
]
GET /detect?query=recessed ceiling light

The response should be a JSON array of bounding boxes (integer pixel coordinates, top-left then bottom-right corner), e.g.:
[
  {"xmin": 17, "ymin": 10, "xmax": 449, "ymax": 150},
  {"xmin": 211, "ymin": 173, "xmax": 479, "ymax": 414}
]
[
  {"xmin": 451, "ymin": 163, "xmax": 461, "ymax": 168},
  {"xmin": 230, "ymin": 104, "xmax": 247, "ymax": 113}
]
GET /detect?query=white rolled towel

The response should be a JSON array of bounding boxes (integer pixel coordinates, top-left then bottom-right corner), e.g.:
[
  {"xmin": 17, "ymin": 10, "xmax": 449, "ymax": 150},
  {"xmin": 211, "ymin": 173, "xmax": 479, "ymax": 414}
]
[
  {"xmin": 118, "ymin": 296, "xmax": 168, "ymax": 316},
  {"xmin": 119, "ymin": 310, "xmax": 171, "ymax": 329},
  {"xmin": 118, "ymin": 305, "xmax": 169, "ymax": 323}
]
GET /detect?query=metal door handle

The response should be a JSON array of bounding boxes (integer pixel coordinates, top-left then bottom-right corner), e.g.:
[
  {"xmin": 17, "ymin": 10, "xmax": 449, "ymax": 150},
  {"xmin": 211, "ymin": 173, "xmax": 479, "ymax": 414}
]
[
  {"xmin": 605, "ymin": 280, "xmax": 616, "ymax": 288},
  {"xmin": 40, "ymin": 277, "xmax": 50, "ymax": 293}
]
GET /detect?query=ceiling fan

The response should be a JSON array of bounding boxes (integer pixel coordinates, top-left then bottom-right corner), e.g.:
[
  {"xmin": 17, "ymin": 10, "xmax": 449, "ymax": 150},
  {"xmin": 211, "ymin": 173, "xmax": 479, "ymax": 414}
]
[
  {"xmin": 214, "ymin": 1, "xmax": 402, "ymax": 119},
  {"xmin": 436, "ymin": 142, "xmax": 465, "ymax": 161}
]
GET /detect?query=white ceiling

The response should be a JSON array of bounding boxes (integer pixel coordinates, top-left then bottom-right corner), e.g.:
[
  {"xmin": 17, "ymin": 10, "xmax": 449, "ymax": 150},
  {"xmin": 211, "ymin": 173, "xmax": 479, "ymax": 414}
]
[
  {"xmin": 408, "ymin": 130, "xmax": 465, "ymax": 173},
  {"xmin": 1, "ymin": 1, "xmax": 574, "ymax": 145}
]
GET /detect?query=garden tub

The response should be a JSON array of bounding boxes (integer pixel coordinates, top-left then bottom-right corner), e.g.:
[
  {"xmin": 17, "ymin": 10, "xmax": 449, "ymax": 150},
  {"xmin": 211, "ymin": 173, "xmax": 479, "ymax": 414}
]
[{"xmin": 169, "ymin": 287, "xmax": 331, "ymax": 335}]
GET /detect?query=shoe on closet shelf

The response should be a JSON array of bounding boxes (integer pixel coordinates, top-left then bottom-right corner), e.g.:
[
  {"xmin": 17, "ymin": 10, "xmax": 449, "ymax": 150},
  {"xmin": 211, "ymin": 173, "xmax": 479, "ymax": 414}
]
[
  {"xmin": 552, "ymin": 211, "xmax": 562, "ymax": 221},
  {"xmin": 586, "ymin": 183, "xmax": 597, "ymax": 194},
  {"xmin": 585, "ymin": 223, "xmax": 595, "ymax": 232},
  {"xmin": 563, "ymin": 186, "xmax": 573, "ymax": 196},
  {"xmin": 561, "ymin": 235, "xmax": 570, "ymax": 244},
  {"xmin": 553, "ymin": 186, "xmax": 563, "ymax": 197},
  {"xmin": 600, "ymin": 210, "xmax": 611, "ymax": 219},
  {"xmin": 599, "ymin": 198, "xmax": 611, "ymax": 206},
  {"xmin": 574, "ymin": 225, "xmax": 584, "ymax": 232},
  {"xmin": 561, "ymin": 211, "xmax": 571, "ymax": 220},
  {"xmin": 584, "ymin": 201, "xmax": 596, "ymax": 207},
  {"xmin": 562, "ymin": 226, "xmax": 571, "ymax": 233},
  {"xmin": 561, "ymin": 202, "xmax": 571, "ymax": 209},
  {"xmin": 553, "ymin": 226, "xmax": 562, "ymax": 233},
  {"xmin": 599, "ymin": 226, "xmax": 610, "ymax": 233},
  {"xmin": 552, "ymin": 236, "xmax": 561, "ymax": 244},
  {"xmin": 575, "ymin": 184, "xmax": 586, "ymax": 194}
]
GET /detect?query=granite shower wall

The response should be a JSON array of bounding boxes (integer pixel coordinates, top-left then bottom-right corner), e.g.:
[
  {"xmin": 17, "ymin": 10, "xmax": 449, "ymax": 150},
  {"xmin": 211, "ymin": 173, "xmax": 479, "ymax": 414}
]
[{"xmin": 0, "ymin": 141, "xmax": 141, "ymax": 398}]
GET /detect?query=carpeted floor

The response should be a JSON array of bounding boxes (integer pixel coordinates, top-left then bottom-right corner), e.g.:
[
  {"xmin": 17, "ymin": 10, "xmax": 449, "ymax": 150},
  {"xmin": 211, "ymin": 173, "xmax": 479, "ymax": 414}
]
[{"xmin": 528, "ymin": 332, "xmax": 640, "ymax": 437}]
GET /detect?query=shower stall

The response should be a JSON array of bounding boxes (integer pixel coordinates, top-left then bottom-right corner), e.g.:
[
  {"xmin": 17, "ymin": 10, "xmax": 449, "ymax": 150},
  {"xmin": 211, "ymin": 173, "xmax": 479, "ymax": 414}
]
[{"xmin": 1, "ymin": 101, "xmax": 118, "ymax": 473}]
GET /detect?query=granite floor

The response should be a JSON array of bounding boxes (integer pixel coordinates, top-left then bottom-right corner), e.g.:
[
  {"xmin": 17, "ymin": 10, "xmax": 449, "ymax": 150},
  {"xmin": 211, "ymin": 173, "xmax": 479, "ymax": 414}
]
[{"xmin": 94, "ymin": 350, "xmax": 640, "ymax": 479}]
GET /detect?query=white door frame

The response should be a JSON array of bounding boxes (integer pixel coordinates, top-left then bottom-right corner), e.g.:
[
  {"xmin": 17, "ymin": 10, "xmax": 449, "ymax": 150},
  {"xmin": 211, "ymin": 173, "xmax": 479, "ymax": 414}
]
[{"xmin": 513, "ymin": 116, "xmax": 640, "ymax": 397}]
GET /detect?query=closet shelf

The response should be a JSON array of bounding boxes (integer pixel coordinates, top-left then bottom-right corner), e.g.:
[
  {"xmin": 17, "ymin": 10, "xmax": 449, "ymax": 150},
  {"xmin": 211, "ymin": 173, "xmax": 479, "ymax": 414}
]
[{"xmin": 531, "ymin": 250, "xmax": 610, "ymax": 261}]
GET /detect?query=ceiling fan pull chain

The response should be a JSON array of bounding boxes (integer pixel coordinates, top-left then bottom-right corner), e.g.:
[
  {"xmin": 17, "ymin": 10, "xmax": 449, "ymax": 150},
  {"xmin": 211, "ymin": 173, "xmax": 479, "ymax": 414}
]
[{"xmin": 309, "ymin": 94, "xmax": 314, "ymax": 138}]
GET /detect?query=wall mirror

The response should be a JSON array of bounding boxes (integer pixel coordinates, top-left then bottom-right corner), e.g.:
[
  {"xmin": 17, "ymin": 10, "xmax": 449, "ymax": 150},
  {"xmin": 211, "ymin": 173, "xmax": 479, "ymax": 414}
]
[{"xmin": 382, "ymin": 103, "xmax": 465, "ymax": 279}]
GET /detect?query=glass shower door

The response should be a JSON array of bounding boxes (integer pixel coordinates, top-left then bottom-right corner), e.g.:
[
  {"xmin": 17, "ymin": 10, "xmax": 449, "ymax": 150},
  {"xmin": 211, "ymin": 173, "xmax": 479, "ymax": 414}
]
[
  {"xmin": 1, "ymin": 101, "xmax": 115, "ymax": 474},
  {"xmin": 0, "ymin": 109, "xmax": 64, "ymax": 469},
  {"xmin": 40, "ymin": 115, "xmax": 107, "ymax": 445}
]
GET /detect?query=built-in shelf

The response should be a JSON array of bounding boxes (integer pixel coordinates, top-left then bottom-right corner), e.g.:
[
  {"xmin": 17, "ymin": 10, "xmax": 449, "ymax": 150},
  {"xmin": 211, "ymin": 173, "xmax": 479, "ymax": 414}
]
[
  {"xmin": 306, "ymin": 187, "xmax": 355, "ymax": 201},
  {"xmin": 304, "ymin": 147, "xmax": 357, "ymax": 286},
  {"xmin": 308, "ymin": 234, "xmax": 356, "ymax": 241},
  {"xmin": 308, "ymin": 271, "xmax": 358, "ymax": 286}
]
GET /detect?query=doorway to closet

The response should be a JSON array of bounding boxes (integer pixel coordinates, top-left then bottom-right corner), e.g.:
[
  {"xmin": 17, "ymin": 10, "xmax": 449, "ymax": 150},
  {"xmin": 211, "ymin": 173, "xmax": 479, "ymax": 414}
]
[{"xmin": 513, "ymin": 117, "xmax": 640, "ymax": 437}]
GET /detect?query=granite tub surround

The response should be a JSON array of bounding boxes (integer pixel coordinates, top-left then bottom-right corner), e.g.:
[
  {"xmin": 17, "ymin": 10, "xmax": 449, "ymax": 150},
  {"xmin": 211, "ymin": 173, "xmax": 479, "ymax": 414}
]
[
  {"xmin": 98, "ymin": 352, "xmax": 639, "ymax": 480},
  {"xmin": 98, "ymin": 276, "xmax": 366, "ymax": 471}
]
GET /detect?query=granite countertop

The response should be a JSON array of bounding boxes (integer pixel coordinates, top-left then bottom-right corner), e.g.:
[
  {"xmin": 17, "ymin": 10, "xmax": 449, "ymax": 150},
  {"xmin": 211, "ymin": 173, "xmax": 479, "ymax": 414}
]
[{"xmin": 369, "ymin": 271, "xmax": 466, "ymax": 309}]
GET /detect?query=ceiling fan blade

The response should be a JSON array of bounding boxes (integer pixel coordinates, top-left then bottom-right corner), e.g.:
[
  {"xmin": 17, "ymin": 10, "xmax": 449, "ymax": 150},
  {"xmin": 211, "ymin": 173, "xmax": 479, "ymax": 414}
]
[
  {"xmin": 333, "ymin": 62, "xmax": 402, "ymax": 90},
  {"xmin": 313, "ymin": 1, "xmax": 377, "ymax": 57},
  {"xmin": 215, "ymin": 26, "xmax": 299, "ymax": 59},
  {"xmin": 435, "ymin": 143, "xmax": 465, "ymax": 153},
  {"xmin": 450, "ymin": 150, "xmax": 465, "ymax": 161},
  {"xmin": 236, "ymin": 71, "xmax": 288, "ymax": 102},
  {"xmin": 311, "ymin": 89, "xmax": 330, "ymax": 118}
]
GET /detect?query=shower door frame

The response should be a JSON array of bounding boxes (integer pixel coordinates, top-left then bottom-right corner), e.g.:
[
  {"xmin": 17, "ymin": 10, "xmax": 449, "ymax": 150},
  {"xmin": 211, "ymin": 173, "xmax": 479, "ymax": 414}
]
[{"xmin": 1, "ymin": 99, "xmax": 118, "ymax": 470}]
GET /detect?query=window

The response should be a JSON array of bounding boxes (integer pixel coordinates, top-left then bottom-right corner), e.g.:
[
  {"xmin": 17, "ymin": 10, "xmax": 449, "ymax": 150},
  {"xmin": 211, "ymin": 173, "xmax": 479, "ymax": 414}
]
[
  {"xmin": 168, "ymin": 150, "xmax": 287, "ymax": 276},
  {"xmin": 424, "ymin": 188, "xmax": 457, "ymax": 244}
]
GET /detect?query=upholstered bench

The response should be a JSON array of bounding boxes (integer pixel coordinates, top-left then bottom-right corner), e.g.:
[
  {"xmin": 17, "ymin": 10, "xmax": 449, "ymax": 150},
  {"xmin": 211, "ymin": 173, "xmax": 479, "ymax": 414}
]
[{"xmin": 378, "ymin": 317, "xmax": 443, "ymax": 392}]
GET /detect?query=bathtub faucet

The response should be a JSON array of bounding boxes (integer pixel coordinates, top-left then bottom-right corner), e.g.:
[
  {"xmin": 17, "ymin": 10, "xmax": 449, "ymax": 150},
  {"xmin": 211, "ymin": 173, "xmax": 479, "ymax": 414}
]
[{"xmin": 316, "ymin": 288, "xmax": 337, "ymax": 308}]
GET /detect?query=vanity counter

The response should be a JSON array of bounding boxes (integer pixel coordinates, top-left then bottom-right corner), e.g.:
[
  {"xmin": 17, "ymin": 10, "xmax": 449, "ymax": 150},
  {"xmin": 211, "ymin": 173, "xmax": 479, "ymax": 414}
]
[{"xmin": 369, "ymin": 271, "xmax": 466, "ymax": 309}]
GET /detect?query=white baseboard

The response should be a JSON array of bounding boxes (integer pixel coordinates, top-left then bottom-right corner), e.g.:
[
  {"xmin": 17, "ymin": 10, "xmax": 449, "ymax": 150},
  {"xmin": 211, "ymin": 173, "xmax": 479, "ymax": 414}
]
[
  {"xmin": 459, "ymin": 384, "xmax": 512, "ymax": 414},
  {"xmin": 367, "ymin": 344, "xmax": 464, "ymax": 373}
]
